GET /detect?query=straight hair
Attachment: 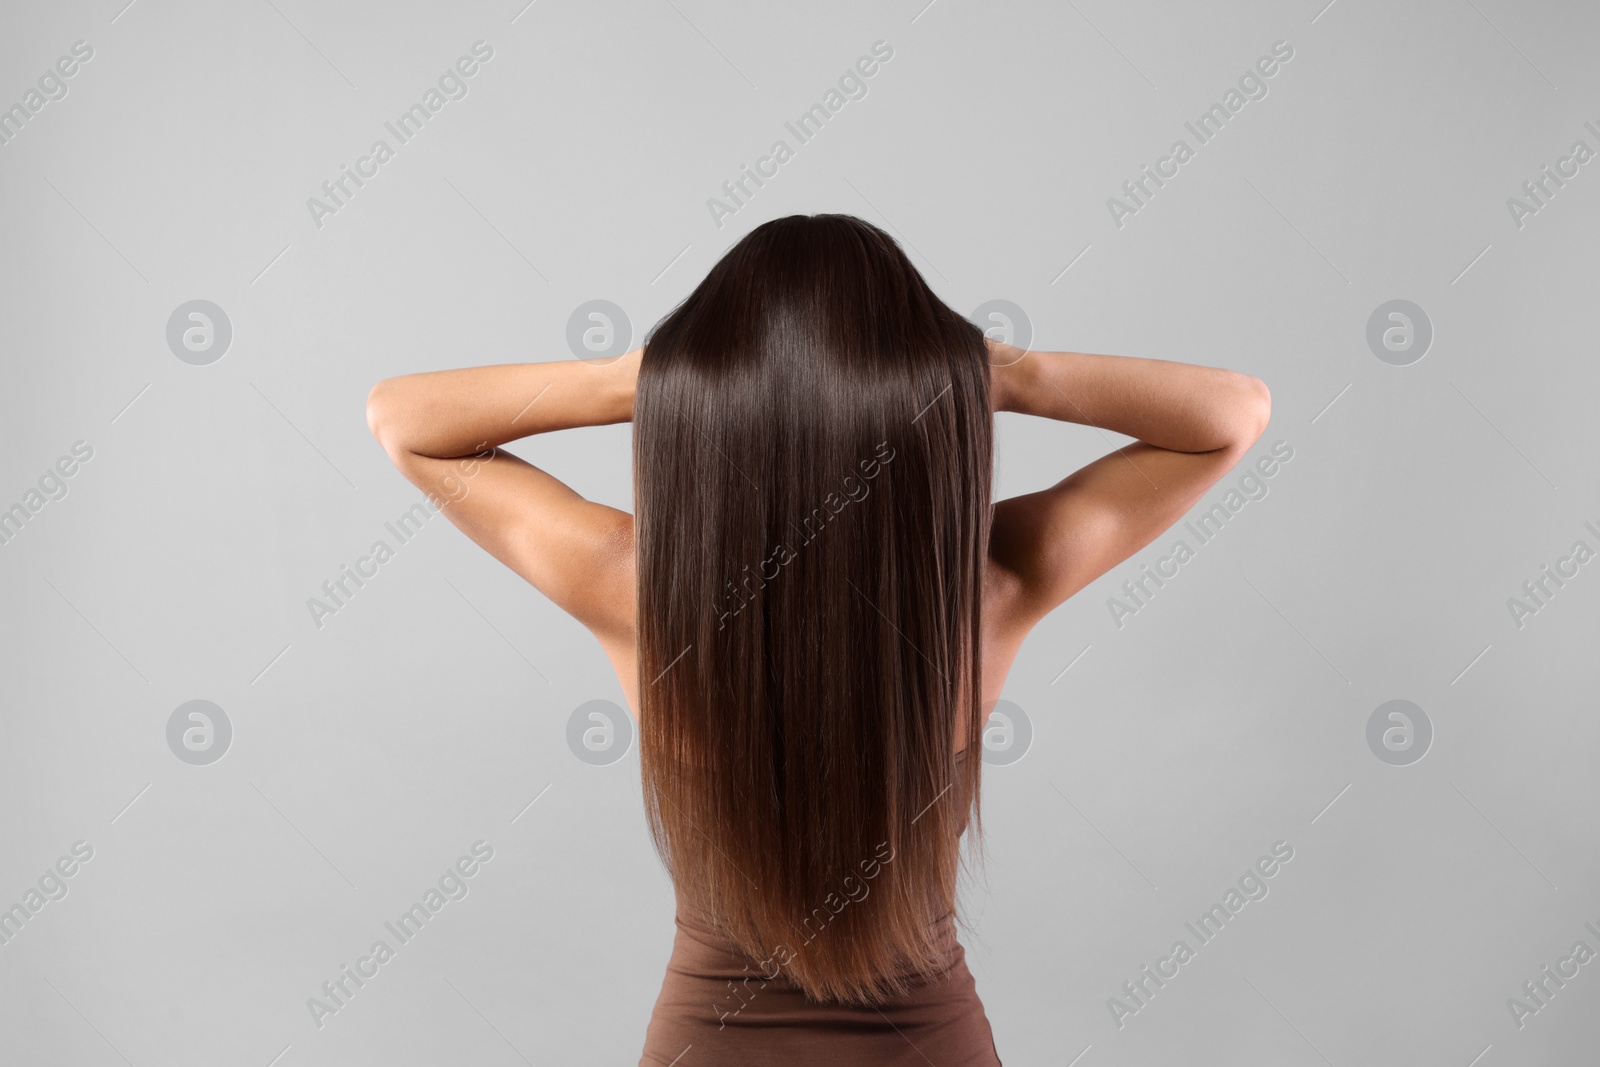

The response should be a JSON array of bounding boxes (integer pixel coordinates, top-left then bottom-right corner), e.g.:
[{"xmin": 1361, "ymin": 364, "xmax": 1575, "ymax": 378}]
[{"xmin": 634, "ymin": 213, "xmax": 993, "ymax": 1004}]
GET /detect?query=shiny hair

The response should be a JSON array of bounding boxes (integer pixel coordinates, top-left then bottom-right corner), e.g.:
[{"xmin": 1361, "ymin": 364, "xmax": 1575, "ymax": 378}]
[{"xmin": 634, "ymin": 213, "xmax": 992, "ymax": 1004}]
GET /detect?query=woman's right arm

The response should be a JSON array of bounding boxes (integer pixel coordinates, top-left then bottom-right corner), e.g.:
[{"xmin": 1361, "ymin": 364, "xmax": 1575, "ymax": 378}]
[{"xmin": 985, "ymin": 340, "xmax": 1271, "ymax": 637}]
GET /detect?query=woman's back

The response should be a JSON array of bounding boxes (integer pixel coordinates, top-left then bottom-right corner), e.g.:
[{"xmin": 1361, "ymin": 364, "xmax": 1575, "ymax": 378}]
[{"xmin": 639, "ymin": 748, "xmax": 1001, "ymax": 1067}]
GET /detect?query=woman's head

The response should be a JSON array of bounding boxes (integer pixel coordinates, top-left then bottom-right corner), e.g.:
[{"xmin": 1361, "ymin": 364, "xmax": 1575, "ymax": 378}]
[{"xmin": 633, "ymin": 213, "xmax": 992, "ymax": 1003}]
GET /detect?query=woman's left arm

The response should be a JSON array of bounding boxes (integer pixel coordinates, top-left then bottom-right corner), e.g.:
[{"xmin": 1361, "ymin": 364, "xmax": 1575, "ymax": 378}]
[{"xmin": 365, "ymin": 350, "xmax": 641, "ymax": 640}]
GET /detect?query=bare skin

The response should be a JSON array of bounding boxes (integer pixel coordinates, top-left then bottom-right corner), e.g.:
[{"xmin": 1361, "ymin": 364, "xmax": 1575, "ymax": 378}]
[{"xmin": 367, "ymin": 342, "xmax": 1271, "ymax": 745}]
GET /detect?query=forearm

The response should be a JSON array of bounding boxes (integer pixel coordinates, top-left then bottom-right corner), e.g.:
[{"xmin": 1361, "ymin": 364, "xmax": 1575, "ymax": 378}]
[
  {"xmin": 367, "ymin": 351, "xmax": 639, "ymax": 459},
  {"xmin": 994, "ymin": 345, "xmax": 1268, "ymax": 454}
]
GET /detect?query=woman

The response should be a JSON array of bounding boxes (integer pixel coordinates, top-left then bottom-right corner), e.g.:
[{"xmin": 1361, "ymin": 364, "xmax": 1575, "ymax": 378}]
[{"xmin": 366, "ymin": 213, "xmax": 1270, "ymax": 1065}]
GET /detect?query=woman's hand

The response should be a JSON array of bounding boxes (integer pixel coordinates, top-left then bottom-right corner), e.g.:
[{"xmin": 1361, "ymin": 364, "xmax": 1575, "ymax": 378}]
[
  {"xmin": 984, "ymin": 337, "xmax": 1030, "ymax": 414},
  {"xmin": 612, "ymin": 346, "xmax": 643, "ymax": 422}
]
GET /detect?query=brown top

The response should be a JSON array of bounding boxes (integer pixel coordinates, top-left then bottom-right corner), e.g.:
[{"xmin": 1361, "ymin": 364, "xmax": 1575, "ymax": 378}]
[{"xmin": 638, "ymin": 747, "xmax": 1001, "ymax": 1066}]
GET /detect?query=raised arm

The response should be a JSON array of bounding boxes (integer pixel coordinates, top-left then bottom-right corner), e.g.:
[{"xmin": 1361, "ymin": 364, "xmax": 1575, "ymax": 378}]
[
  {"xmin": 985, "ymin": 340, "xmax": 1270, "ymax": 639},
  {"xmin": 364, "ymin": 351, "xmax": 641, "ymax": 641}
]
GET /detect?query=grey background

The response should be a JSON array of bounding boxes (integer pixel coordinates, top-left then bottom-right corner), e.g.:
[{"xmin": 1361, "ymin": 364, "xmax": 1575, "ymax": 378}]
[{"xmin": 1, "ymin": 0, "xmax": 1596, "ymax": 1064}]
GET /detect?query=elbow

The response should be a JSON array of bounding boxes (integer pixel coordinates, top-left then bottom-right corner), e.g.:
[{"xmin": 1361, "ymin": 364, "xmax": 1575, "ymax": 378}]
[
  {"xmin": 1247, "ymin": 375, "xmax": 1272, "ymax": 437},
  {"xmin": 1230, "ymin": 374, "xmax": 1272, "ymax": 448},
  {"xmin": 365, "ymin": 377, "xmax": 405, "ymax": 454}
]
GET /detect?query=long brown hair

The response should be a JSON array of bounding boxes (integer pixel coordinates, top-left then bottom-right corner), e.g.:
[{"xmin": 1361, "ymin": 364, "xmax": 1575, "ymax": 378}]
[{"xmin": 634, "ymin": 213, "xmax": 992, "ymax": 1004}]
